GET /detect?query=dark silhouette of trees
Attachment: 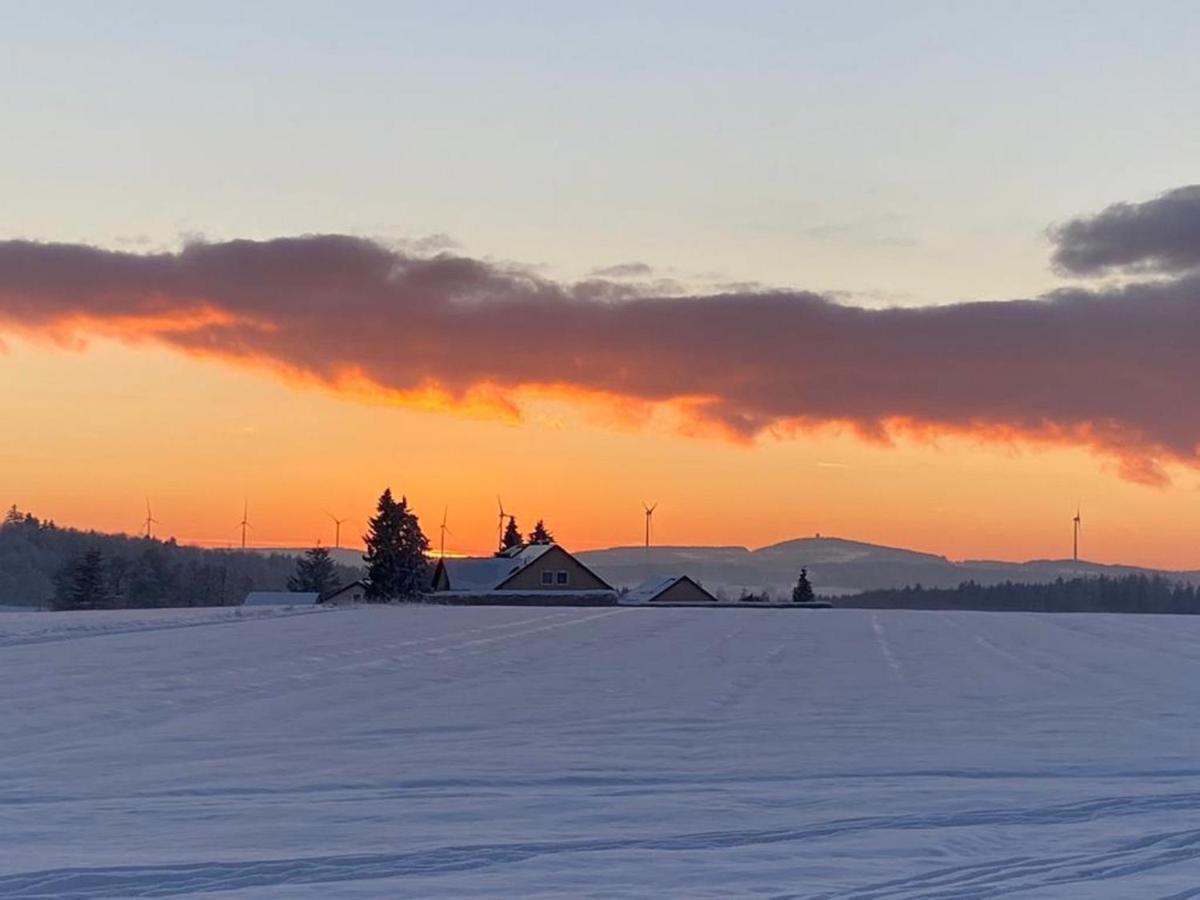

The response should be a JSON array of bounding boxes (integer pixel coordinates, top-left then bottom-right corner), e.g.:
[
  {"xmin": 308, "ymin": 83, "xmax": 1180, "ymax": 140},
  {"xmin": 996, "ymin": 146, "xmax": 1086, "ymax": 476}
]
[
  {"xmin": 288, "ymin": 546, "xmax": 339, "ymax": 596},
  {"xmin": 792, "ymin": 568, "xmax": 815, "ymax": 603},
  {"xmin": 501, "ymin": 517, "xmax": 523, "ymax": 552},
  {"xmin": 1, "ymin": 504, "xmax": 360, "ymax": 608},
  {"xmin": 527, "ymin": 520, "xmax": 554, "ymax": 545},
  {"xmin": 53, "ymin": 548, "xmax": 114, "ymax": 611},
  {"xmin": 363, "ymin": 489, "xmax": 430, "ymax": 601},
  {"xmin": 843, "ymin": 574, "xmax": 1200, "ymax": 614}
]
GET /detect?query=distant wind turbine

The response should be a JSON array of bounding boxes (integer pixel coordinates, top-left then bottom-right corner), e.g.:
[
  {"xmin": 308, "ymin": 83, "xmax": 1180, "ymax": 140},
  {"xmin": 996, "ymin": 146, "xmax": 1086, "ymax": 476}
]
[
  {"xmin": 643, "ymin": 501, "xmax": 658, "ymax": 549},
  {"xmin": 143, "ymin": 497, "xmax": 160, "ymax": 540},
  {"xmin": 238, "ymin": 500, "xmax": 253, "ymax": 550},
  {"xmin": 440, "ymin": 506, "xmax": 453, "ymax": 558},
  {"xmin": 325, "ymin": 511, "xmax": 346, "ymax": 550},
  {"xmin": 1072, "ymin": 505, "xmax": 1082, "ymax": 563},
  {"xmin": 496, "ymin": 496, "xmax": 515, "ymax": 551}
]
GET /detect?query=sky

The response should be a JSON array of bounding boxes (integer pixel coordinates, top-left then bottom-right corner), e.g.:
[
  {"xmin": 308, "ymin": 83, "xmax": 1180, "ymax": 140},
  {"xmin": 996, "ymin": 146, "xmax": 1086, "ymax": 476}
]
[{"xmin": 2, "ymin": 2, "xmax": 1200, "ymax": 566}]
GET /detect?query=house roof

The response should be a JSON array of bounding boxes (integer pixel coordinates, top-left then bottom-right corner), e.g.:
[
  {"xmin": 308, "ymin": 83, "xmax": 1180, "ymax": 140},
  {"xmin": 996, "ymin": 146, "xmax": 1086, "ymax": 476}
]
[
  {"xmin": 622, "ymin": 575, "xmax": 714, "ymax": 604},
  {"xmin": 242, "ymin": 591, "xmax": 320, "ymax": 607},
  {"xmin": 436, "ymin": 543, "xmax": 561, "ymax": 591}
]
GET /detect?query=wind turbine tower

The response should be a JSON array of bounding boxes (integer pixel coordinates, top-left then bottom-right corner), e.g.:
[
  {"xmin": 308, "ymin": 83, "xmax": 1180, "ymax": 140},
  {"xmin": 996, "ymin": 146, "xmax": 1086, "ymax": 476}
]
[
  {"xmin": 326, "ymin": 512, "xmax": 346, "ymax": 550},
  {"xmin": 143, "ymin": 497, "xmax": 160, "ymax": 540},
  {"xmin": 238, "ymin": 501, "xmax": 253, "ymax": 550},
  {"xmin": 643, "ymin": 501, "xmax": 658, "ymax": 549},
  {"xmin": 440, "ymin": 506, "xmax": 453, "ymax": 558},
  {"xmin": 496, "ymin": 496, "xmax": 515, "ymax": 551},
  {"xmin": 1072, "ymin": 505, "xmax": 1082, "ymax": 563}
]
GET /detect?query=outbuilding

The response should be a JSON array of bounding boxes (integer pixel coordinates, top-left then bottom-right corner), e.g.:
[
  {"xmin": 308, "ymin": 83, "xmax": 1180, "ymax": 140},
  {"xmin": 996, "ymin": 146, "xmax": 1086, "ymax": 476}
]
[
  {"xmin": 320, "ymin": 580, "xmax": 369, "ymax": 605},
  {"xmin": 622, "ymin": 575, "xmax": 718, "ymax": 605}
]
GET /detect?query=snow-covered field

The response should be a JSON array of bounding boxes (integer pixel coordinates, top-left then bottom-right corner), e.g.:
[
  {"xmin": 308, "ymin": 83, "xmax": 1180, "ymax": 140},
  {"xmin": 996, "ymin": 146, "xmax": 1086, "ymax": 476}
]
[{"xmin": 3, "ymin": 606, "xmax": 1200, "ymax": 898}]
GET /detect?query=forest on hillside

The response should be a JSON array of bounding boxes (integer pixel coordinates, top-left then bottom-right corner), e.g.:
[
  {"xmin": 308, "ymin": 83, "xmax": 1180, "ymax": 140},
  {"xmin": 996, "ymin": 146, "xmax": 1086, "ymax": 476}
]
[
  {"xmin": 839, "ymin": 574, "xmax": 1200, "ymax": 614},
  {"xmin": 0, "ymin": 506, "xmax": 363, "ymax": 608}
]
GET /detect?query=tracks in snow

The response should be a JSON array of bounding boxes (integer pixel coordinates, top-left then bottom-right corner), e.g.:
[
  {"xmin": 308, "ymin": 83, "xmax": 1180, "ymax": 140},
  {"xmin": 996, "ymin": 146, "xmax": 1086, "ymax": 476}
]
[{"xmin": 6, "ymin": 790, "xmax": 1200, "ymax": 897}]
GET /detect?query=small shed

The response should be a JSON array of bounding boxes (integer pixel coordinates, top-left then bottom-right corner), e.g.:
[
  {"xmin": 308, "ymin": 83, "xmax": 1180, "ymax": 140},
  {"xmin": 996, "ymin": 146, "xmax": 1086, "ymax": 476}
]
[
  {"xmin": 320, "ymin": 580, "xmax": 368, "ymax": 605},
  {"xmin": 622, "ymin": 575, "xmax": 718, "ymax": 605},
  {"xmin": 242, "ymin": 591, "xmax": 320, "ymax": 607}
]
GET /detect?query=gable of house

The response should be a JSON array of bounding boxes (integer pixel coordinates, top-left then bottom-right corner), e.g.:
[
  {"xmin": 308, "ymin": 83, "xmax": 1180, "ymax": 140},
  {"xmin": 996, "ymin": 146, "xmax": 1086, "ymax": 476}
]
[{"xmin": 496, "ymin": 544, "xmax": 612, "ymax": 591}]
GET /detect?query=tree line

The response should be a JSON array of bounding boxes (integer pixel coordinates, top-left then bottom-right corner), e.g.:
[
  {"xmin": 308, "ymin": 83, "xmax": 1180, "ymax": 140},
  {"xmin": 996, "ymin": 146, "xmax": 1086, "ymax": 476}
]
[
  {"xmin": 2, "ymin": 505, "xmax": 361, "ymax": 610},
  {"xmin": 840, "ymin": 574, "xmax": 1200, "ymax": 614}
]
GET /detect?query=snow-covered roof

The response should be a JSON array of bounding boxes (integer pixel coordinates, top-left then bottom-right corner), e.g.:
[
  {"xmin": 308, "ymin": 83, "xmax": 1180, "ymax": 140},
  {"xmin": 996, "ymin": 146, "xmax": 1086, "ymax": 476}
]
[
  {"xmin": 439, "ymin": 543, "xmax": 558, "ymax": 591},
  {"xmin": 242, "ymin": 591, "xmax": 320, "ymax": 607},
  {"xmin": 622, "ymin": 576, "xmax": 682, "ymax": 604},
  {"xmin": 621, "ymin": 575, "xmax": 714, "ymax": 604}
]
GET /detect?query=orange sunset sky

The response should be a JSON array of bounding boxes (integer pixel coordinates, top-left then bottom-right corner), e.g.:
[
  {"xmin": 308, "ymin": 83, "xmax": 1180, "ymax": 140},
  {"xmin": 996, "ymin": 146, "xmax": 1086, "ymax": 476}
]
[
  {"xmin": 5, "ymin": 331, "xmax": 1199, "ymax": 569},
  {"xmin": 3, "ymin": 5, "xmax": 1199, "ymax": 569}
]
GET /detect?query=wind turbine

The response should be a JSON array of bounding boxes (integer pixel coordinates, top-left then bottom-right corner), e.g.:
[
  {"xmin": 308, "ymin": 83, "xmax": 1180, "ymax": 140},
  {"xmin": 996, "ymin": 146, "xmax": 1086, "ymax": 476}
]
[
  {"xmin": 1072, "ymin": 505, "xmax": 1082, "ymax": 563},
  {"xmin": 439, "ymin": 506, "xmax": 454, "ymax": 558},
  {"xmin": 496, "ymin": 496, "xmax": 515, "ymax": 551},
  {"xmin": 238, "ymin": 500, "xmax": 253, "ymax": 550},
  {"xmin": 643, "ymin": 501, "xmax": 658, "ymax": 549},
  {"xmin": 143, "ymin": 497, "xmax": 160, "ymax": 540},
  {"xmin": 325, "ymin": 512, "xmax": 346, "ymax": 550}
]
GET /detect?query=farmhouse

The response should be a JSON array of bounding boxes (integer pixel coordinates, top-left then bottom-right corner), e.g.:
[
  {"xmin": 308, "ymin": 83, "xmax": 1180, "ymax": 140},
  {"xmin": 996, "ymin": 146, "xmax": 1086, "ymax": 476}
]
[
  {"xmin": 622, "ymin": 575, "xmax": 718, "ymax": 604},
  {"xmin": 430, "ymin": 543, "xmax": 614, "ymax": 600}
]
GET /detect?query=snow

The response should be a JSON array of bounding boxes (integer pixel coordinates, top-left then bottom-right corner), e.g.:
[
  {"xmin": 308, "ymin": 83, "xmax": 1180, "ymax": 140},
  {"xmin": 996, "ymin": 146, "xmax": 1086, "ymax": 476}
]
[
  {"xmin": 243, "ymin": 591, "xmax": 320, "ymax": 606},
  {"xmin": 4, "ymin": 606, "xmax": 1200, "ymax": 897}
]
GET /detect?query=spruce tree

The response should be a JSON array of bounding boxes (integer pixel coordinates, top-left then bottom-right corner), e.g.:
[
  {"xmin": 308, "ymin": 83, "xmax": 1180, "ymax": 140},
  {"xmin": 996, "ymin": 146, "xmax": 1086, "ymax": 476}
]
[
  {"xmin": 501, "ymin": 517, "xmax": 523, "ymax": 552},
  {"xmin": 527, "ymin": 519, "xmax": 554, "ymax": 545},
  {"xmin": 288, "ymin": 546, "xmax": 339, "ymax": 597},
  {"xmin": 54, "ymin": 549, "xmax": 113, "ymax": 611},
  {"xmin": 363, "ymin": 489, "xmax": 430, "ymax": 601},
  {"xmin": 792, "ymin": 568, "xmax": 815, "ymax": 604}
]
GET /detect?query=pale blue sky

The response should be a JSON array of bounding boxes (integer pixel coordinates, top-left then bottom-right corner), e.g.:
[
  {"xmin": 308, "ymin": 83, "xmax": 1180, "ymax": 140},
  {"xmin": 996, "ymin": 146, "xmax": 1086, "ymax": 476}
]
[{"xmin": 2, "ymin": 1, "xmax": 1197, "ymax": 303}]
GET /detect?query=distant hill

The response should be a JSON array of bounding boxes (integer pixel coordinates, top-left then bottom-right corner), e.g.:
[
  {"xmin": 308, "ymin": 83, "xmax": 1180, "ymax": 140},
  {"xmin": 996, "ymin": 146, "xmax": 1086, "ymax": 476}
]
[{"xmin": 577, "ymin": 537, "xmax": 1200, "ymax": 600}]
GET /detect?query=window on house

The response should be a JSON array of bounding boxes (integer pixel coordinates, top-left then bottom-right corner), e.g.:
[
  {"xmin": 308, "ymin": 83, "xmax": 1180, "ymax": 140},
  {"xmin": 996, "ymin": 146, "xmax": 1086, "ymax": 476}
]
[
  {"xmin": 541, "ymin": 570, "xmax": 555, "ymax": 586},
  {"xmin": 556, "ymin": 571, "xmax": 569, "ymax": 586}
]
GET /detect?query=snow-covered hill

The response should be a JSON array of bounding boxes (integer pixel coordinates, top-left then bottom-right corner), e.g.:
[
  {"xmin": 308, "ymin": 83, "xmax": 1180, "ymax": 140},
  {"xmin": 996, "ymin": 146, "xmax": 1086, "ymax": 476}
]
[
  {"xmin": 3, "ymin": 605, "xmax": 1200, "ymax": 896},
  {"xmin": 578, "ymin": 537, "xmax": 1200, "ymax": 598}
]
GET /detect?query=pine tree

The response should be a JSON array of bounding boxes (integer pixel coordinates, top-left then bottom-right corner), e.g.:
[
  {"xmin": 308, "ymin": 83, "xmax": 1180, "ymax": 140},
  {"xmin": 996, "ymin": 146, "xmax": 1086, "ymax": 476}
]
[
  {"xmin": 792, "ymin": 568, "xmax": 815, "ymax": 604},
  {"xmin": 501, "ymin": 517, "xmax": 523, "ymax": 552},
  {"xmin": 363, "ymin": 489, "xmax": 430, "ymax": 601},
  {"xmin": 288, "ymin": 546, "xmax": 339, "ymax": 597},
  {"xmin": 54, "ymin": 549, "xmax": 113, "ymax": 611},
  {"xmin": 527, "ymin": 519, "xmax": 554, "ymax": 545}
]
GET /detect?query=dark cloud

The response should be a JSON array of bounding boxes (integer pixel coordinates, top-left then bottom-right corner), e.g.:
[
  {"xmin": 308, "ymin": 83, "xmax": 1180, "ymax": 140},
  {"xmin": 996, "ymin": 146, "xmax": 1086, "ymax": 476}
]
[
  {"xmin": 2, "ymin": 190, "xmax": 1200, "ymax": 484},
  {"xmin": 588, "ymin": 261, "xmax": 654, "ymax": 278},
  {"xmin": 1051, "ymin": 185, "xmax": 1200, "ymax": 276}
]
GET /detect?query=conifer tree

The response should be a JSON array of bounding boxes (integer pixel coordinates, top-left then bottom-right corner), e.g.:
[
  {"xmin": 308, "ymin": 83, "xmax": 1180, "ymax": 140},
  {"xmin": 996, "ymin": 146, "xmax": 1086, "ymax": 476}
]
[
  {"xmin": 363, "ymin": 488, "xmax": 430, "ymax": 601},
  {"xmin": 501, "ymin": 517, "xmax": 523, "ymax": 552},
  {"xmin": 288, "ymin": 545, "xmax": 339, "ymax": 597},
  {"xmin": 54, "ymin": 549, "xmax": 113, "ymax": 610},
  {"xmin": 792, "ymin": 568, "xmax": 815, "ymax": 604},
  {"xmin": 527, "ymin": 519, "xmax": 554, "ymax": 545}
]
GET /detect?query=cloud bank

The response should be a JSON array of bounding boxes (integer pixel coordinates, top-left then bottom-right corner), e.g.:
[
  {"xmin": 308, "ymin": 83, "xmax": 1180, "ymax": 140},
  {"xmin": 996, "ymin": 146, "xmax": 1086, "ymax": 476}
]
[{"xmin": 2, "ymin": 185, "xmax": 1199, "ymax": 484}]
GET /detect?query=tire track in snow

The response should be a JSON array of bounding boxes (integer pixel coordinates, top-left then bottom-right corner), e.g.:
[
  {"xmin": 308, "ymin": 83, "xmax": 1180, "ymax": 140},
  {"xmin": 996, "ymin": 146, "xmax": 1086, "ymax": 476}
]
[
  {"xmin": 871, "ymin": 614, "xmax": 904, "ymax": 680},
  {"xmin": 7, "ymin": 790, "xmax": 1200, "ymax": 897}
]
